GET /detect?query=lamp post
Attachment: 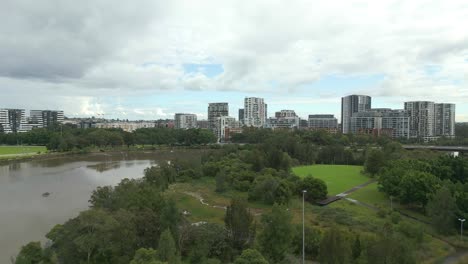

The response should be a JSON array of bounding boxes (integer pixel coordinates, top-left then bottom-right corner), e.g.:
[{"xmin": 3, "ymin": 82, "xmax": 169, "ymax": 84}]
[
  {"xmin": 459, "ymin": 218, "xmax": 466, "ymax": 241},
  {"xmin": 302, "ymin": 190, "xmax": 307, "ymax": 264}
]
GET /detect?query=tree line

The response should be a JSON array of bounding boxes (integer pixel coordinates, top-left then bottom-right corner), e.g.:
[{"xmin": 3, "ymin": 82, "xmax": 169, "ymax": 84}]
[{"xmin": 0, "ymin": 126, "xmax": 217, "ymax": 151}]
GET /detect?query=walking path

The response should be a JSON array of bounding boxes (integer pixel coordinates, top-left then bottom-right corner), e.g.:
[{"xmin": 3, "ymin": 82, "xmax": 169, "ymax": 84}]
[{"xmin": 317, "ymin": 179, "xmax": 376, "ymax": 205}]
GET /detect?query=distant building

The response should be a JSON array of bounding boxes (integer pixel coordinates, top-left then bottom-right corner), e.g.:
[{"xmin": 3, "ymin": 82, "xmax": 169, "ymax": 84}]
[
  {"xmin": 30, "ymin": 110, "xmax": 64, "ymax": 128},
  {"xmin": 341, "ymin": 95, "xmax": 372, "ymax": 134},
  {"xmin": 208, "ymin": 103, "xmax": 228, "ymax": 132},
  {"xmin": 215, "ymin": 116, "xmax": 240, "ymax": 142},
  {"xmin": 243, "ymin": 97, "xmax": 266, "ymax": 127},
  {"xmin": 155, "ymin": 119, "xmax": 175, "ymax": 128},
  {"xmin": 267, "ymin": 110, "xmax": 300, "ymax": 129},
  {"xmin": 95, "ymin": 121, "xmax": 155, "ymax": 132},
  {"xmin": 404, "ymin": 101, "xmax": 436, "ymax": 139},
  {"xmin": 79, "ymin": 120, "xmax": 97, "ymax": 129},
  {"xmin": 350, "ymin": 108, "xmax": 410, "ymax": 139},
  {"xmin": 0, "ymin": 109, "xmax": 27, "ymax": 133},
  {"xmin": 308, "ymin": 114, "xmax": 338, "ymax": 133},
  {"xmin": 174, "ymin": 113, "xmax": 198, "ymax": 129},
  {"xmin": 435, "ymin": 103, "xmax": 455, "ymax": 138},
  {"xmin": 299, "ymin": 119, "xmax": 309, "ymax": 129},
  {"xmin": 238, "ymin": 109, "xmax": 244, "ymax": 125},
  {"xmin": 197, "ymin": 120, "xmax": 209, "ymax": 129}
]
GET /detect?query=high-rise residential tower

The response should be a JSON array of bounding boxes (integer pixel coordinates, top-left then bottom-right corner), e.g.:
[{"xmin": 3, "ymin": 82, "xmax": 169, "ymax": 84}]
[
  {"xmin": 435, "ymin": 103, "xmax": 455, "ymax": 138},
  {"xmin": 30, "ymin": 110, "xmax": 64, "ymax": 128},
  {"xmin": 238, "ymin": 109, "xmax": 244, "ymax": 125},
  {"xmin": 0, "ymin": 109, "xmax": 27, "ymax": 133},
  {"xmin": 207, "ymin": 103, "xmax": 228, "ymax": 132},
  {"xmin": 404, "ymin": 101, "xmax": 435, "ymax": 139},
  {"xmin": 243, "ymin": 97, "xmax": 266, "ymax": 127},
  {"xmin": 341, "ymin": 95, "xmax": 372, "ymax": 133}
]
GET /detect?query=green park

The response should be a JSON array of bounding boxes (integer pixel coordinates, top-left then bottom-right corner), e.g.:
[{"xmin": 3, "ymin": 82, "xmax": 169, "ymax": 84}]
[{"xmin": 0, "ymin": 145, "xmax": 47, "ymax": 159}]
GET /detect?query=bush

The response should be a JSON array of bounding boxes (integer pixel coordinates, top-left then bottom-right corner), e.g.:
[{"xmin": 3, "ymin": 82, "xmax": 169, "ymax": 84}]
[
  {"xmin": 377, "ymin": 208, "xmax": 389, "ymax": 218},
  {"xmin": 391, "ymin": 212, "xmax": 401, "ymax": 224},
  {"xmin": 398, "ymin": 221, "xmax": 424, "ymax": 243}
]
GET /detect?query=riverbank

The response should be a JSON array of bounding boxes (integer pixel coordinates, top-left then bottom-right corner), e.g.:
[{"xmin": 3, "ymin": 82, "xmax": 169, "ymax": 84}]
[{"xmin": 0, "ymin": 144, "xmax": 220, "ymax": 165}]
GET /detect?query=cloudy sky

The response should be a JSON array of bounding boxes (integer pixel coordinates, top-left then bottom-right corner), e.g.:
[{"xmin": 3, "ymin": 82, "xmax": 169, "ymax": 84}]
[{"xmin": 1, "ymin": 0, "xmax": 467, "ymax": 121}]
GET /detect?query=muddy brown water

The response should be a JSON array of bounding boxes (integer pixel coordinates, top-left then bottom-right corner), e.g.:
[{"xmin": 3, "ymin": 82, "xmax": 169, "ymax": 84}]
[{"xmin": 0, "ymin": 150, "xmax": 203, "ymax": 262}]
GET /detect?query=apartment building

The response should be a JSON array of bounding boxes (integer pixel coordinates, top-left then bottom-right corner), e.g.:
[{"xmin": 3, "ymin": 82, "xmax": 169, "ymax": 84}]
[
  {"xmin": 350, "ymin": 108, "xmax": 410, "ymax": 139},
  {"xmin": 208, "ymin": 103, "xmax": 229, "ymax": 132},
  {"xmin": 341, "ymin": 95, "xmax": 372, "ymax": 134},
  {"xmin": 30, "ymin": 110, "xmax": 64, "ymax": 128},
  {"xmin": 0, "ymin": 109, "xmax": 27, "ymax": 133},
  {"xmin": 174, "ymin": 113, "xmax": 198, "ymax": 129},
  {"xmin": 308, "ymin": 114, "xmax": 338, "ymax": 133},
  {"xmin": 243, "ymin": 97, "xmax": 266, "ymax": 127},
  {"xmin": 435, "ymin": 103, "xmax": 455, "ymax": 138},
  {"xmin": 267, "ymin": 110, "xmax": 300, "ymax": 129},
  {"xmin": 404, "ymin": 101, "xmax": 436, "ymax": 139},
  {"xmin": 215, "ymin": 116, "xmax": 240, "ymax": 142}
]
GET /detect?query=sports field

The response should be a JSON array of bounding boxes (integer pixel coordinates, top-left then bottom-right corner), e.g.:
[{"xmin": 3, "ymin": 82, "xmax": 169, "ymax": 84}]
[
  {"xmin": 292, "ymin": 165, "xmax": 369, "ymax": 195},
  {"xmin": 0, "ymin": 146, "xmax": 47, "ymax": 157}
]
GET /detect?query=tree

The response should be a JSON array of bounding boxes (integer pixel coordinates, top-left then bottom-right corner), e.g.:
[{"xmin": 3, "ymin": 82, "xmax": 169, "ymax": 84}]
[
  {"xmin": 399, "ymin": 171, "xmax": 440, "ymax": 207},
  {"xmin": 427, "ymin": 185, "xmax": 458, "ymax": 234},
  {"xmin": 160, "ymin": 199, "xmax": 180, "ymax": 242},
  {"xmin": 258, "ymin": 204, "xmax": 293, "ymax": 263},
  {"xmin": 158, "ymin": 229, "xmax": 178, "ymax": 263},
  {"xmin": 130, "ymin": 248, "xmax": 164, "ymax": 264},
  {"xmin": 292, "ymin": 225, "xmax": 322, "ymax": 260},
  {"xmin": 364, "ymin": 149, "xmax": 385, "ymax": 176},
  {"xmin": 15, "ymin": 242, "xmax": 43, "ymax": 264},
  {"xmin": 319, "ymin": 226, "xmax": 352, "ymax": 264},
  {"xmin": 234, "ymin": 249, "xmax": 269, "ymax": 264},
  {"xmin": 215, "ymin": 169, "xmax": 228, "ymax": 193},
  {"xmin": 224, "ymin": 198, "xmax": 256, "ymax": 251},
  {"xmin": 366, "ymin": 234, "xmax": 415, "ymax": 264},
  {"xmin": 298, "ymin": 176, "xmax": 328, "ymax": 202}
]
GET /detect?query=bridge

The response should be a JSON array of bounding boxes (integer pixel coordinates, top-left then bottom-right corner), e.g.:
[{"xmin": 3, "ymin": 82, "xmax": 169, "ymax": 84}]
[{"xmin": 403, "ymin": 145, "xmax": 468, "ymax": 153}]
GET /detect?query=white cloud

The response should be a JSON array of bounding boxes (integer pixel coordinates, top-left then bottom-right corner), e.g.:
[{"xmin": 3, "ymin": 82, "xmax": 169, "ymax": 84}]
[{"xmin": 1, "ymin": 0, "xmax": 468, "ymax": 120}]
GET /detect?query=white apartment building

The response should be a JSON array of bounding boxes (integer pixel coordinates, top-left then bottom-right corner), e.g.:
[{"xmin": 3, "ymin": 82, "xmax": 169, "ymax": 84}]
[
  {"xmin": 174, "ymin": 113, "xmax": 198, "ymax": 129},
  {"xmin": 243, "ymin": 97, "xmax": 266, "ymax": 127},
  {"xmin": 0, "ymin": 109, "xmax": 27, "ymax": 133},
  {"xmin": 350, "ymin": 109, "xmax": 410, "ymax": 139},
  {"xmin": 267, "ymin": 110, "xmax": 300, "ymax": 129}
]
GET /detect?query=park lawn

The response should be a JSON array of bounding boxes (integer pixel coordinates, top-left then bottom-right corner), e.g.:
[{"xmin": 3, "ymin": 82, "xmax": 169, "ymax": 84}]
[
  {"xmin": 292, "ymin": 165, "xmax": 369, "ymax": 195},
  {"xmin": 347, "ymin": 182, "xmax": 389, "ymax": 206},
  {"xmin": 0, "ymin": 145, "xmax": 47, "ymax": 158}
]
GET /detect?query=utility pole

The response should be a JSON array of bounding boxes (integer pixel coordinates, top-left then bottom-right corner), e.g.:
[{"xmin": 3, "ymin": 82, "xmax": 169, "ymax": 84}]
[
  {"xmin": 302, "ymin": 190, "xmax": 307, "ymax": 264},
  {"xmin": 459, "ymin": 218, "xmax": 466, "ymax": 241}
]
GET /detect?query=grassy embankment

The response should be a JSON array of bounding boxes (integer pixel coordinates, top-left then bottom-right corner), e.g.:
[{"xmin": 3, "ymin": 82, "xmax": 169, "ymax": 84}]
[
  {"xmin": 0, "ymin": 145, "xmax": 47, "ymax": 160},
  {"xmin": 166, "ymin": 164, "xmax": 455, "ymax": 263}
]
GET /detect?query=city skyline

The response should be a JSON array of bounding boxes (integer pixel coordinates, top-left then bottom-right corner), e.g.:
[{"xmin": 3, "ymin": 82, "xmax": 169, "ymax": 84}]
[{"xmin": 1, "ymin": 1, "xmax": 468, "ymax": 121}]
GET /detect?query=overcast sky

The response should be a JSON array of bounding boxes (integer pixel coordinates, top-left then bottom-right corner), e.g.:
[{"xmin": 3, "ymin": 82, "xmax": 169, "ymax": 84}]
[{"xmin": 1, "ymin": 0, "xmax": 467, "ymax": 121}]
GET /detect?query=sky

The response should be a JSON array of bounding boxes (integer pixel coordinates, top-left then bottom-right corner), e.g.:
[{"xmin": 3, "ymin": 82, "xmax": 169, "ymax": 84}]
[{"xmin": 1, "ymin": 0, "xmax": 467, "ymax": 121}]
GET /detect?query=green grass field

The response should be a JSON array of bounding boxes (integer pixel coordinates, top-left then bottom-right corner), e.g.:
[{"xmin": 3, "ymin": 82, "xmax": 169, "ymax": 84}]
[
  {"xmin": 0, "ymin": 146, "xmax": 47, "ymax": 157},
  {"xmin": 347, "ymin": 182, "xmax": 388, "ymax": 206},
  {"xmin": 292, "ymin": 165, "xmax": 369, "ymax": 195}
]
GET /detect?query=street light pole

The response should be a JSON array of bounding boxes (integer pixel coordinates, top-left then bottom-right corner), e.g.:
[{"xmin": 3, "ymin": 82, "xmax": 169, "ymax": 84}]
[
  {"xmin": 459, "ymin": 218, "xmax": 466, "ymax": 241},
  {"xmin": 302, "ymin": 190, "xmax": 307, "ymax": 264}
]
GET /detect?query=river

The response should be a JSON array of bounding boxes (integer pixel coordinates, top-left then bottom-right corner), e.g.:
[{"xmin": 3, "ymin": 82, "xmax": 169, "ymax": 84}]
[{"xmin": 0, "ymin": 150, "xmax": 202, "ymax": 262}]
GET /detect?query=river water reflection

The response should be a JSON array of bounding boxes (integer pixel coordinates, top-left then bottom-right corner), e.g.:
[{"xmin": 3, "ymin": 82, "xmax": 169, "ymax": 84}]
[{"xmin": 0, "ymin": 150, "xmax": 201, "ymax": 261}]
